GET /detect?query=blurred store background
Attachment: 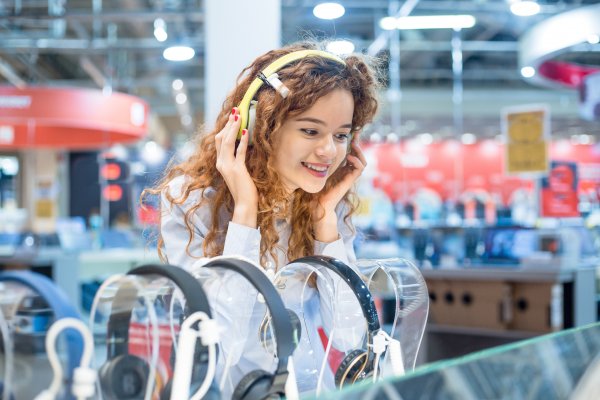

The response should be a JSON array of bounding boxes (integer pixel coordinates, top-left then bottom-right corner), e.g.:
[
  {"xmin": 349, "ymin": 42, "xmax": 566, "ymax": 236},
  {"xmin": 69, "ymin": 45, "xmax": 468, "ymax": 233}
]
[{"xmin": 0, "ymin": 0, "xmax": 599, "ymax": 363}]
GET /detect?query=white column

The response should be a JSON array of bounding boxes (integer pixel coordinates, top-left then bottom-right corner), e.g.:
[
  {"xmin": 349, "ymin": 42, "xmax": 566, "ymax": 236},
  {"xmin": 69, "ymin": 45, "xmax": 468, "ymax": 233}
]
[{"xmin": 204, "ymin": 0, "xmax": 281, "ymax": 128}]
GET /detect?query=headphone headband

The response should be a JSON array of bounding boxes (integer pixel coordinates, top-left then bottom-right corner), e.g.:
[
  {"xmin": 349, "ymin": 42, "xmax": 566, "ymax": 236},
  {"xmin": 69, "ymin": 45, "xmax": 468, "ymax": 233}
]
[
  {"xmin": 129, "ymin": 264, "xmax": 212, "ymax": 319},
  {"xmin": 106, "ymin": 264, "xmax": 212, "ymax": 358},
  {"xmin": 0, "ymin": 271, "xmax": 82, "ymax": 383},
  {"xmin": 201, "ymin": 258, "xmax": 296, "ymax": 374},
  {"xmin": 237, "ymin": 49, "xmax": 346, "ymax": 140},
  {"xmin": 288, "ymin": 256, "xmax": 380, "ymax": 333}
]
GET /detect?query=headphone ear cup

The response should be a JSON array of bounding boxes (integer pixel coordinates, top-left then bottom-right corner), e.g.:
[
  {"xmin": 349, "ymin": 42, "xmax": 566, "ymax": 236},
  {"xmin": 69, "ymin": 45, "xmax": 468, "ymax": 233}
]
[
  {"xmin": 246, "ymin": 100, "xmax": 257, "ymax": 144},
  {"xmin": 286, "ymin": 309, "xmax": 302, "ymax": 347},
  {"xmin": 334, "ymin": 349, "xmax": 370, "ymax": 389},
  {"xmin": 99, "ymin": 354, "xmax": 149, "ymax": 400},
  {"xmin": 232, "ymin": 369, "xmax": 272, "ymax": 400}
]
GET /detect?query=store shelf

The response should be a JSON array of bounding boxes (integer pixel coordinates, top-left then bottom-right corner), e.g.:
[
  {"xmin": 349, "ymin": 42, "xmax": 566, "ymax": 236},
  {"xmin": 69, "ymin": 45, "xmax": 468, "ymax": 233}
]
[
  {"xmin": 421, "ymin": 266, "xmax": 588, "ymax": 283},
  {"xmin": 427, "ymin": 323, "xmax": 540, "ymax": 340}
]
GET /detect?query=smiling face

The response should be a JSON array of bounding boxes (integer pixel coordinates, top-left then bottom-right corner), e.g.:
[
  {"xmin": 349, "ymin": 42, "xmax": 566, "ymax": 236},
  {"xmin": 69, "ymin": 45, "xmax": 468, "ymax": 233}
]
[{"xmin": 273, "ymin": 88, "xmax": 354, "ymax": 194}]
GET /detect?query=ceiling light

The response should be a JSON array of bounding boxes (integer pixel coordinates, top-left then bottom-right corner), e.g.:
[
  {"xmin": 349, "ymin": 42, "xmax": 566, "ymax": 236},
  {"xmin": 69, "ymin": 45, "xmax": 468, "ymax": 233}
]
[
  {"xmin": 370, "ymin": 133, "xmax": 383, "ymax": 143},
  {"xmin": 181, "ymin": 114, "xmax": 192, "ymax": 126},
  {"xmin": 326, "ymin": 40, "xmax": 355, "ymax": 55},
  {"xmin": 172, "ymin": 79, "xmax": 184, "ymax": 91},
  {"xmin": 510, "ymin": 1, "xmax": 540, "ymax": 17},
  {"xmin": 0, "ymin": 156, "xmax": 19, "ymax": 176},
  {"xmin": 163, "ymin": 46, "xmax": 195, "ymax": 62},
  {"xmin": 141, "ymin": 141, "xmax": 166, "ymax": 165},
  {"xmin": 418, "ymin": 133, "xmax": 433, "ymax": 145},
  {"xmin": 154, "ymin": 18, "xmax": 168, "ymax": 42},
  {"xmin": 381, "ymin": 15, "xmax": 476, "ymax": 30},
  {"xmin": 387, "ymin": 133, "xmax": 399, "ymax": 143},
  {"xmin": 313, "ymin": 3, "xmax": 345, "ymax": 20},
  {"xmin": 578, "ymin": 134, "xmax": 592, "ymax": 145},
  {"xmin": 520, "ymin": 66, "xmax": 535, "ymax": 78},
  {"xmin": 175, "ymin": 93, "xmax": 187, "ymax": 104},
  {"xmin": 380, "ymin": 17, "xmax": 397, "ymax": 31},
  {"xmin": 588, "ymin": 34, "xmax": 600, "ymax": 44},
  {"xmin": 461, "ymin": 133, "xmax": 476, "ymax": 145}
]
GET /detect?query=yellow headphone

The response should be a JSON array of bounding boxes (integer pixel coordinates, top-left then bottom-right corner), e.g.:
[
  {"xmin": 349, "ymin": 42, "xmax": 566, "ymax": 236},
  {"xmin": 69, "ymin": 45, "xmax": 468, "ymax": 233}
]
[{"xmin": 236, "ymin": 49, "xmax": 347, "ymax": 142}]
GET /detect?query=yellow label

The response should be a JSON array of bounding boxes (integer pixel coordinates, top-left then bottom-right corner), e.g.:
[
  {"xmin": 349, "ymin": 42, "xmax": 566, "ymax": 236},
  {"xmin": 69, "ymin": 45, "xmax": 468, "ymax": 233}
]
[
  {"xmin": 507, "ymin": 142, "xmax": 547, "ymax": 173},
  {"xmin": 35, "ymin": 199, "xmax": 54, "ymax": 218},
  {"xmin": 507, "ymin": 111, "xmax": 544, "ymax": 144}
]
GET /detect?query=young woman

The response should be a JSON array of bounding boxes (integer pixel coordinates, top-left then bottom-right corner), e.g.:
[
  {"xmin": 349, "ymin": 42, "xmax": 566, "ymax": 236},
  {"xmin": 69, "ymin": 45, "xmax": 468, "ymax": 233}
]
[{"xmin": 149, "ymin": 41, "xmax": 381, "ymax": 395}]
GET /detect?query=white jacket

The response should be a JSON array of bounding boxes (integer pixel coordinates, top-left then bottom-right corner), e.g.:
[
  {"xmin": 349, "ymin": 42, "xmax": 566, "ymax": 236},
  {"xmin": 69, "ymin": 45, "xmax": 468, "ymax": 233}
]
[{"xmin": 161, "ymin": 175, "xmax": 366, "ymax": 396}]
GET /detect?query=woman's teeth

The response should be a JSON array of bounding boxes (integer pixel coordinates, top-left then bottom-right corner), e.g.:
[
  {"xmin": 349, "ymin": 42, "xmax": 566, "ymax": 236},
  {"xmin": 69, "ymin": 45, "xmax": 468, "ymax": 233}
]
[{"xmin": 302, "ymin": 162, "xmax": 327, "ymax": 172}]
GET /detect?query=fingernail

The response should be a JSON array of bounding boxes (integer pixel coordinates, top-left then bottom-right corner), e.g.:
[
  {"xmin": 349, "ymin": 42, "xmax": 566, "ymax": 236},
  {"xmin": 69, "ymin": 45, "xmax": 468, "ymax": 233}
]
[
  {"xmin": 242, "ymin": 129, "xmax": 247, "ymax": 136},
  {"xmin": 231, "ymin": 108, "xmax": 236, "ymax": 115},
  {"xmin": 234, "ymin": 115, "xmax": 239, "ymax": 122}
]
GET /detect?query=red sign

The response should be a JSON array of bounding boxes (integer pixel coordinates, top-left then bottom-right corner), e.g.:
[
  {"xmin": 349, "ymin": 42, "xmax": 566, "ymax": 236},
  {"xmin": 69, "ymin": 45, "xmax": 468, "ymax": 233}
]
[
  {"xmin": 366, "ymin": 140, "xmax": 599, "ymax": 207},
  {"xmin": 0, "ymin": 86, "xmax": 148, "ymax": 149},
  {"xmin": 541, "ymin": 161, "xmax": 580, "ymax": 217}
]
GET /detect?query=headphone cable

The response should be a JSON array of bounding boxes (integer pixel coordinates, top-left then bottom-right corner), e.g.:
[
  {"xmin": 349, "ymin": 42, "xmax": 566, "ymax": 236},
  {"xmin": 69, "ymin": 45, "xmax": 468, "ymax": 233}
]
[
  {"xmin": 36, "ymin": 318, "xmax": 96, "ymax": 400},
  {"xmin": 315, "ymin": 326, "xmax": 335, "ymax": 397},
  {"xmin": 170, "ymin": 311, "xmax": 219, "ymax": 400}
]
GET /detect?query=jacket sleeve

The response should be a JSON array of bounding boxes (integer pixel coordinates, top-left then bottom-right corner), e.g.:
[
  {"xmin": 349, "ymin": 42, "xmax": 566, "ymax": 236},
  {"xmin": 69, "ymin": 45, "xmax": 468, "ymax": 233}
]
[
  {"xmin": 161, "ymin": 176, "xmax": 263, "ymax": 366},
  {"xmin": 313, "ymin": 203, "xmax": 367, "ymax": 351}
]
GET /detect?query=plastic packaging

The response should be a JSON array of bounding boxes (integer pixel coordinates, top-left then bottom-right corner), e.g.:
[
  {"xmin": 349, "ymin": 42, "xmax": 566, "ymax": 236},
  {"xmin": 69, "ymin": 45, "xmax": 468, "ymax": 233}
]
[{"xmin": 356, "ymin": 258, "xmax": 429, "ymax": 375}]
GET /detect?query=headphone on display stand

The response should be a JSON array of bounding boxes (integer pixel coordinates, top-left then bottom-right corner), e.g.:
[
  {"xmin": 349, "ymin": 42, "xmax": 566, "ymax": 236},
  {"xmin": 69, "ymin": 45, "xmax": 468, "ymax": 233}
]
[
  {"xmin": 236, "ymin": 49, "xmax": 348, "ymax": 144},
  {"xmin": 201, "ymin": 257, "xmax": 301, "ymax": 400},
  {"xmin": 0, "ymin": 271, "xmax": 83, "ymax": 400},
  {"xmin": 35, "ymin": 318, "xmax": 96, "ymax": 400},
  {"xmin": 97, "ymin": 264, "xmax": 218, "ymax": 400},
  {"xmin": 285, "ymin": 255, "xmax": 385, "ymax": 388}
]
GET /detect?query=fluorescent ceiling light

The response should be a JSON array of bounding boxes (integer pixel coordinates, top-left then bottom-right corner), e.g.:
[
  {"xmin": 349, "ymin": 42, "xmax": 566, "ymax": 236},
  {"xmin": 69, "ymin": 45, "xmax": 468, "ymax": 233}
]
[
  {"xmin": 380, "ymin": 15, "xmax": 476, "ymax": 30},
  {"xmin": 380, "ymin": 17, "xmax": 397, "ymax": 31},
  {"xmin": 510, "ymin": 1, "xmax": 540, "ymax": 17},
  {"xmin": 163, "ymin": 46, "xmax": 195, "ymax": 62},
  {"xmin": 313, "ymin": 2, "xmax": 345, "ymax": 20},
  {"xmin": 326, "ymin": 40, "xmax": 355, "ymax": 55}
]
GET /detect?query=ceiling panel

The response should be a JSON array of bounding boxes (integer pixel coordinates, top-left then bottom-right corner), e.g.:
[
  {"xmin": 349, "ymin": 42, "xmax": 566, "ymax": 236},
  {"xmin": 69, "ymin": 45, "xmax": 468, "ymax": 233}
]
[{"xmin": 0, "ymin": 0, "xmax": 598, "ymax": 145}]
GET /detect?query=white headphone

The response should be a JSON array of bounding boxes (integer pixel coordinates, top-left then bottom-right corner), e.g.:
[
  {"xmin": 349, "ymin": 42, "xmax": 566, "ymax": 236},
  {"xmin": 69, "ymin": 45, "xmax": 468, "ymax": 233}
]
[
  {"xmin": 35, "ymin": 317, "xmax": 96, "ymax": 400},
  {"xmin": 169, "ymin": 311, "xmax": 220, "ymax": 400}
]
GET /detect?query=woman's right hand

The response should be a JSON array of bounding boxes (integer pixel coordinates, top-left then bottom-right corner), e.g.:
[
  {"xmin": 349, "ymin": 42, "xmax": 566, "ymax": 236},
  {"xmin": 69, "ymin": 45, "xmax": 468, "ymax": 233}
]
[{"xmin": 215, "ymin": 107, "xmax": 258, "ymax": 228}]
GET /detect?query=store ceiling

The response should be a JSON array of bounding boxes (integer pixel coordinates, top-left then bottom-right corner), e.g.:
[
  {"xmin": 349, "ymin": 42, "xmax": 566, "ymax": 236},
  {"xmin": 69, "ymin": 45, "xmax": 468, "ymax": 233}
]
[{"xmin": 0, "ymin": 0, "xmax": 598, "ymax": 147}]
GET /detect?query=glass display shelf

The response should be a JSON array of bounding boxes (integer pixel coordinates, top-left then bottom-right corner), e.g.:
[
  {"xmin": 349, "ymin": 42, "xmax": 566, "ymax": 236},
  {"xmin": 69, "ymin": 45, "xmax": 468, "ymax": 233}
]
[{"xmin": 307, "ymin": 322, "xmax": 600, "ymax": 400}]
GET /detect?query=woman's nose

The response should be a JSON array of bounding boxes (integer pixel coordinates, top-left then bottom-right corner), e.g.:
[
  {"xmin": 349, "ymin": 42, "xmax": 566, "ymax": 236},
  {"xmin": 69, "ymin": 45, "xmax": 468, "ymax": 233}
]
[{"xmin": 315, "ymin": 135, "xmax": 337, "ymax": 159}]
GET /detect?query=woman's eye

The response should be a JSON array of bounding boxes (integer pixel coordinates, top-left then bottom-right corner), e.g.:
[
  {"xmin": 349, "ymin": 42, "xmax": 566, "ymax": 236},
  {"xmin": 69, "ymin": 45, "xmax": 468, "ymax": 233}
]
[
  {"xmin": 300, "ymin": 129, "xmax": 319, "ymax": 136},
  {"xmin": 335, "ymin": 133, "xmax": 351, "ymax": 141}
]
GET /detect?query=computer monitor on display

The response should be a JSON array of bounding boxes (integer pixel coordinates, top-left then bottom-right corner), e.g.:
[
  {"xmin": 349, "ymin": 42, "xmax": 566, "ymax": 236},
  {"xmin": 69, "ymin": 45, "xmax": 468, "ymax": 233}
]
[{"xmin": 481, "ymin": 228, "xmax": 537, "ymax": 266}]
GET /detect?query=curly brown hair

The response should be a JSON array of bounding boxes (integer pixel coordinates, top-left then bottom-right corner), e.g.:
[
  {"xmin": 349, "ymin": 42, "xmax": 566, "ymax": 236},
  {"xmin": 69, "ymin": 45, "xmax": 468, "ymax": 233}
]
[{"xmin": 146, "ymin": 41, "xmax": 381, "ymax": 268}]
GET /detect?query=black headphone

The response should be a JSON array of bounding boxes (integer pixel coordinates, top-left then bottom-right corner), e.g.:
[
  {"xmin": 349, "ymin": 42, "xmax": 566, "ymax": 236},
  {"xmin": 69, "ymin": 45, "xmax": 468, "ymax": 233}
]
[
  {"xmin": 236, "ymin": 49, "xmax": 347, "ymax": 144},
  {"xmin": 98, "ymin": 264, "xmax": 217, "ymax": 400},
  {"xmin": 288, "ymin": 255, "xmax": 381, "ymax": 389},
  {"xmin": 201, "ymin": 257, "xmax": 300, "ymax": 400}
]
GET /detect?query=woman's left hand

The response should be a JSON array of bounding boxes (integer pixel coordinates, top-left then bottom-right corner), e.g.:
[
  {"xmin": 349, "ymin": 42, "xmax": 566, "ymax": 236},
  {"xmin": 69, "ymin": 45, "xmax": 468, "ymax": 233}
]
[{"xmin": 313, "ymin": 141, "xmax": 367, "ymax": 242}]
